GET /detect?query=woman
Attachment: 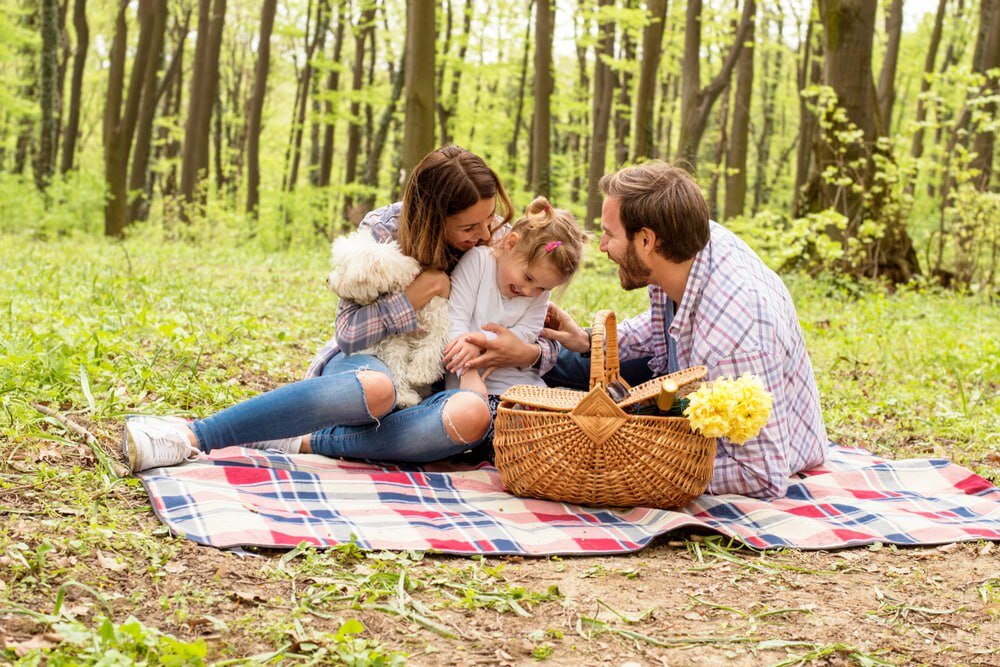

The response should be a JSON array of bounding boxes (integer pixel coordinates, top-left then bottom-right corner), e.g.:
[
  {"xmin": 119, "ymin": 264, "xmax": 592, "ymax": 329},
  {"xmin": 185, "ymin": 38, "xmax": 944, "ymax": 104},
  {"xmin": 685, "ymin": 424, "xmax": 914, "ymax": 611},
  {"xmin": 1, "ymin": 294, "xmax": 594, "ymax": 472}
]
[{"xmin": 125, "ymin": 146, "xmax": 533, "ymax": 471}]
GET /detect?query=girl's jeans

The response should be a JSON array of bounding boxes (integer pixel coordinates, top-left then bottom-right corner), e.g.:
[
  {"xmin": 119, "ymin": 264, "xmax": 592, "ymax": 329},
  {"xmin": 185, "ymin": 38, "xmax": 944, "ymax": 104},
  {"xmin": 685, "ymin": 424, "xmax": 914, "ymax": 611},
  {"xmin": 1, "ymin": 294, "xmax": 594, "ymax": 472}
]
[{"xmin": 190, "ymin": 353, "xmax": 482, "ymax": 463}]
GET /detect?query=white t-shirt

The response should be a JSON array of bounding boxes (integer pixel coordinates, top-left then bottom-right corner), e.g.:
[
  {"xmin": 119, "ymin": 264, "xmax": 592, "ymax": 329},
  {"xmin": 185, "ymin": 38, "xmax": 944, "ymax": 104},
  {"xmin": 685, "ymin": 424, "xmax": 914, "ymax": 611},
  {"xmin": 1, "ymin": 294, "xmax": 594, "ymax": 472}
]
[{"xmin": 446, "ymin": 246, "xmax": 550, "ymax": 394}]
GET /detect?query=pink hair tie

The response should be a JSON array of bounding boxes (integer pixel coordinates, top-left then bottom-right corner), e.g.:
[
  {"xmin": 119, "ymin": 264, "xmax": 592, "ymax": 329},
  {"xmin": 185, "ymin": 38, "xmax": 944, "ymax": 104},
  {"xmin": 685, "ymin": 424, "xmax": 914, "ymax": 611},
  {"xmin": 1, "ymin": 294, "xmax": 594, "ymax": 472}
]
[{"xmin": 544, "ymin": 240, "xmax": 562, "ymax": 253}]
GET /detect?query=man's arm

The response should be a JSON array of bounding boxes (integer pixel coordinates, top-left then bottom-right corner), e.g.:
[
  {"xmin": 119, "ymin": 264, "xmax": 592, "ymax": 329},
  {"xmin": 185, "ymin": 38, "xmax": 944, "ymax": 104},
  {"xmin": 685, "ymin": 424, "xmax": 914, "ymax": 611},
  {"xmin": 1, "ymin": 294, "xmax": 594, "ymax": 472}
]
[{"xmin": 704, "ymin": 350, "xmax": 791, "ymax": 498}]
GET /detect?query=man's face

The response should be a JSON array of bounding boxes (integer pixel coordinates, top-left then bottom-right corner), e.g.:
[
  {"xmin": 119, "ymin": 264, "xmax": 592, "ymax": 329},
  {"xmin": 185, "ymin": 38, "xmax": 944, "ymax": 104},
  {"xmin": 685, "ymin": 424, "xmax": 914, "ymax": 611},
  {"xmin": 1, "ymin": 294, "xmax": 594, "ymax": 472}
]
[{"xmin": 599, "ymin": 197, "xmax": 651, "ymax": 291}]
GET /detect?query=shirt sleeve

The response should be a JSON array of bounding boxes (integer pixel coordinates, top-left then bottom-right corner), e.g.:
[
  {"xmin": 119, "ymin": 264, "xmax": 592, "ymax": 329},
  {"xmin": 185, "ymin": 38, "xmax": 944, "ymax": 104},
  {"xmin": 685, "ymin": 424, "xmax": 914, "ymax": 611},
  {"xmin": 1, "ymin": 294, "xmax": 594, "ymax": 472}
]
[
  {"xmin": 447, "ymin": 251, "xmax": 482, "ymax": 340},
  {"xmin": 334, "ymin": 291, "xmax": 420, "ymax": 353},
  {"xmin": 616, "ymin": 308, "xmax": 656, "ymax": 361},
  {"xmin": 705, "ymin": 348, "xmax": 791, "ymax": 499},
  {"xmin": 507, "ymin": 292, "xmax": 550, "ymax": 344}
]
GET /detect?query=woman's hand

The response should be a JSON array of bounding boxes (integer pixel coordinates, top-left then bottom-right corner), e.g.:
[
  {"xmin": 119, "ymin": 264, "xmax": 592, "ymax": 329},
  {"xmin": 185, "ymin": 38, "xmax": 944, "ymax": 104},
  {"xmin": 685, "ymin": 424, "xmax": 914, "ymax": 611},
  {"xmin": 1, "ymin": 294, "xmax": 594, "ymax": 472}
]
[
  {"xmin": 463, "ymin": 324, "xmax": 540, "ymax": 378},
  {"xmin": 540, "ymin": 303, "xmax": 590, "ymax": 353},
  {"xmin": 405, "ymin": 269, "xmax": 450, "ymax": 310}
]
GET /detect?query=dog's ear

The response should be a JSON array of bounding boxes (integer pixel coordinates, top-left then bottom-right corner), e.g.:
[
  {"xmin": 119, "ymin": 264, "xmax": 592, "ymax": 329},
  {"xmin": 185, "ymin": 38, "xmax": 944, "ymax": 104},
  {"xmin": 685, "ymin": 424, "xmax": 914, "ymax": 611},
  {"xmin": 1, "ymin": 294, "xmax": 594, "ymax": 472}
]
[{"xmin": 328, "ymin": 231, "xmax": 420, "ymax": 303}]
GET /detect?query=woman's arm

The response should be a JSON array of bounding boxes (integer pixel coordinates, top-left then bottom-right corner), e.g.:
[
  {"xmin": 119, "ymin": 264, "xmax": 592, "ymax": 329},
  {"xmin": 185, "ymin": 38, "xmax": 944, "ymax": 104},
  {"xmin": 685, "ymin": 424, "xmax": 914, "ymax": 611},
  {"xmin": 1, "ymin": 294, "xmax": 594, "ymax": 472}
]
[{"xmin": 334, "ymin": 270, "xmax": 449, "ymax": 353}]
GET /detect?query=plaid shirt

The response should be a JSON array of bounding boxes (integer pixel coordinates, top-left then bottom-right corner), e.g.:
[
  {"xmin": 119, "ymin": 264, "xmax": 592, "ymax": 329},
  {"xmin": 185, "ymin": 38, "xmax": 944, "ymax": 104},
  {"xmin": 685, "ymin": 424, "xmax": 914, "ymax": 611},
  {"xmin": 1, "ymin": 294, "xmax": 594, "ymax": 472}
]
[
  {"xmin": 618, "ymin": 222, "xmax": 828, "ymax": 498},
  {"xmin": 307, "ymin": 203, "xmax": 559, "ymax": 379}
]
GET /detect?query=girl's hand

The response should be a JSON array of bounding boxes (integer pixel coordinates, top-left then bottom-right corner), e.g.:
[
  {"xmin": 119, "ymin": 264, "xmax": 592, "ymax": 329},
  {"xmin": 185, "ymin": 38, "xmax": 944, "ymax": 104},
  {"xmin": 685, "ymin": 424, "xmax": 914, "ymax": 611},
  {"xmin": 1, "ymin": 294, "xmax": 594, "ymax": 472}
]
[
  {"xmin": 463, "ymin": 323, "xmax": 539, "ymax": 373},
  {"xmin": 443, "ymin": 333, "xmax": 488, "ymax": 373},
  {"xmin": 405, "ymin": 269, "xmax": 450, "ymax": 310}
]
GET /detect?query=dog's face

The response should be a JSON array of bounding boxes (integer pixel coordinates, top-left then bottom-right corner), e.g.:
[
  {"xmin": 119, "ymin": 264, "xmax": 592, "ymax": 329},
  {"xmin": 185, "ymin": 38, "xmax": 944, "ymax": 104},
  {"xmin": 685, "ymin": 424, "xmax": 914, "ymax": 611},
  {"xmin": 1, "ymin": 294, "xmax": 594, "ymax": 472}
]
[{"xmin": 327, "ymin": 232, "xmax": 422, "ymax": 304}]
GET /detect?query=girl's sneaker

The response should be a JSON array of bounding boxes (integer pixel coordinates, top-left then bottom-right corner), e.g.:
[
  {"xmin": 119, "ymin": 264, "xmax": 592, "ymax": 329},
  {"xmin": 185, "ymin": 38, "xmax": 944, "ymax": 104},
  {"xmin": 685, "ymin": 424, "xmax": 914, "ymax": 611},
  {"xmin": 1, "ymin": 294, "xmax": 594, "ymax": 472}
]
[{"xmin": 123, "ymin": 415, "xmax": 199, "ymax": 472}]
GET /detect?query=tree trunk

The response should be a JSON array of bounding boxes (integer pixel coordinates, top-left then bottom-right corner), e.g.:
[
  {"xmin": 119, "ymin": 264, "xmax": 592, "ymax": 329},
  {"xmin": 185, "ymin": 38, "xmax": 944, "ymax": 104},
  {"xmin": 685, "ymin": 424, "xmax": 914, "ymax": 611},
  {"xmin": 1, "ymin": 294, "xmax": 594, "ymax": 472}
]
[
  {"xmin": 812, "ymin": 0, "xmax": 918, "ymax": 281},
  {"xmin": 180, "ymin": 0, "xmax": 227, "ymax": 213},
  {"xmin": 909, "ymin": 0, "xmax": 946, "ymax": 164},
  {"xmin": 103, "ymin": 1, "xmax": 128, "ymax": 237},
  {"xmin": 724, "ymin": 0, "xmax": 755, "ymax": 219},
  {"xmin": 245, "ymin": 0, "xmax": 277, "ymax": 217},
  {"xmin": 677, "ymin": 0, "xmax": 754, "ymax": 169},
  {"xmin": 284, "ymin": 0, "xmax": 327, "ymax": 194},
  {"xmin": 60, "ymin": 0, "xmax": 87, "ymax": 174},
  {"xmin": 437, "ymin": 0, "xmax": 473, "ymax": 147},
  {"xmin": 402, "ymin": 0, "xmax": 436, "ymax": 174},
  {"xmin": 344, "ymin": 1, "xmax": 376, "ymax": 216},
  {"xmin": 753, "ymin": 8, "xmax": 779, "ymax": 212},
  {"xmin": 361, "ymin": 50, "xmax": 406, "ymax": 217},
  {"xmin": 708, "ymin": 80, "xmax": 730, "ymax": 218},
  {"xmin": 793, "ymin": 5, "xmax": 821, "ymax": 218},
  {"xmin": 970, "ymin": 0, "xmax": 1000, "ymax": 191},
  {"xmin": 507, "ymin": 2, "xmax": 534, "ymax": 175},
  {"xmin": 36, "ymin": 0, "xmax": 60, "ymax": 190},
  {"xmin": 632, "ymin": 0, "xmax": 667, "ymax": 161},
  {"xmin": 154, "ymin": 10, "xmax": 190, "ymax": 202},
  {"xmin": 585, "ymin": 0, "xmax": 616, "ymax": 230},
  {"xmin": 530, "ymin": 0, "xmax": 554, "ymax": 197},
  {"xmin": 318, "ymin": 2, "xmax": 346, "ymax": 188},
  {"xmin": 613, "ymin": 6, "xmax": 636, "ymax": 167},
  {"xmin": 127, "ymin": 0, "xmax": 167, "ymax": 224},
  {"xmin": 876, "ymin": 0, "xmax": 904, "ymax": 135}
]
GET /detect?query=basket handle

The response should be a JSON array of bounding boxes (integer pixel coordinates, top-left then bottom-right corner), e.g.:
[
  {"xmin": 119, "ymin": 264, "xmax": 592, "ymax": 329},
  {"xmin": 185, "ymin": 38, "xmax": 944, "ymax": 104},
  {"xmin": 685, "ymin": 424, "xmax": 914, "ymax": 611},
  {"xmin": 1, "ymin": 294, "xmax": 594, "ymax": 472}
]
[{"xmin": 588, "ymin": 310, "xmax": 627, "ymax": 391}]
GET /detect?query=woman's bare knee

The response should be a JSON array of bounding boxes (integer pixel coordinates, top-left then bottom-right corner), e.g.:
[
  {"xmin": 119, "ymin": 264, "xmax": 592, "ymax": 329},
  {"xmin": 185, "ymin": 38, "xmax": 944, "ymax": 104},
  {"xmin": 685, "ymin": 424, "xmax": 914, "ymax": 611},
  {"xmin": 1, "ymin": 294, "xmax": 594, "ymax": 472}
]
[
  {"xmin": 442, "ymin": 392, "xmax": 491, "ymax": 444},
  {"xmin": 357, "ymin": 370, "xmax": 395, "ymax": 418}
]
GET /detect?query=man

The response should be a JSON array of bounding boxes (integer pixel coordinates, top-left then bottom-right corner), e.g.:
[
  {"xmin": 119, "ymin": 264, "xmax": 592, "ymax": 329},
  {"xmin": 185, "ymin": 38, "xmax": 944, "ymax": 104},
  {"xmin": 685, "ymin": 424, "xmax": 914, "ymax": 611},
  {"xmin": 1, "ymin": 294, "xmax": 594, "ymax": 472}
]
[{"xmin": 468, "ymin": 162, "xmax": 828, "ymax": 498}]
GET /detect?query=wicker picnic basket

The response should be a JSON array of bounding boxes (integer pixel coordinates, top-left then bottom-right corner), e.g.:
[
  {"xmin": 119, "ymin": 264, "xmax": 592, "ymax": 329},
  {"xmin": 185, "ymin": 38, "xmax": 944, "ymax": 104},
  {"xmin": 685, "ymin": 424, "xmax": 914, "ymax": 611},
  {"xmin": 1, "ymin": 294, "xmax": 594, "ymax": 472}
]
[{"xmin": 493, "ymin": 310, "xmax": 716, "ymax": 509}]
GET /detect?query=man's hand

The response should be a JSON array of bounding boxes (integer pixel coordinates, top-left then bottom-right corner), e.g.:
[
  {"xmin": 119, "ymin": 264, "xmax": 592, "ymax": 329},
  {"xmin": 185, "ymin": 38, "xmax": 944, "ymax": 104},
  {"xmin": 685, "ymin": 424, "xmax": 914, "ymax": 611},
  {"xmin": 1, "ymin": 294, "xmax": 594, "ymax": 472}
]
[
  {"xmin": 443, "ymin": 332, "xmax": 488, "ymax": 373},
  {"xmin": 540, "ymin": 303, "xmax": 590, "ymax": 353},
  {"xmin": 464, "ymin": 323, "xmax": 539, "ymax": 378}
]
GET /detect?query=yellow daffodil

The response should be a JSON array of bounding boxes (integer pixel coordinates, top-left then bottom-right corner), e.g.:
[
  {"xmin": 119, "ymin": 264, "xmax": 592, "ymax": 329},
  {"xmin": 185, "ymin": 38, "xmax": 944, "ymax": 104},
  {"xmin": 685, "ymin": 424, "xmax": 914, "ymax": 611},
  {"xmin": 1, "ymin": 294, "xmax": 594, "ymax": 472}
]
[{"xmin": 683, "ymin": 373, "xmax": 773, "ymax": 445}]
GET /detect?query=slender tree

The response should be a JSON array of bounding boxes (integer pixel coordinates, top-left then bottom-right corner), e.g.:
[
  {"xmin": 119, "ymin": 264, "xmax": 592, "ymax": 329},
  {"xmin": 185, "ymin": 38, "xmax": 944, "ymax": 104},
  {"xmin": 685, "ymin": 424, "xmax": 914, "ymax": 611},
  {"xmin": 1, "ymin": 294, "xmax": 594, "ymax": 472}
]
[
  {"xmin": 724, "ymin": 0, "xmax": 756, "ymax": 219},
  {"xmin": 793, "ymin": 4, "xmax": 822, "ymax": 218},
  {"xmin": 59, "ymin": 0, "xmax": 87, "ymax": 174},
  {"xmin": 245, "ymin": 0, "xmax": 277, "ymax": 217},
  {"xmin": 344, "ymin": 1, "xmax": 377, "ymax": 217},
  {"xmin": 437, "ymin": 0, "xmax": 473, "ymax": 147},
  {"xmin": 677, "ymin": 0, "xmax": 754, "ymax": 168},
  {"xmin": 613, "ymin": 6, "xmax": 637, "ymax": 167},
  {"xmin": 585, "ymin": 0, "xmax": 616, "ymax": 229},
  {"xmin": 402, "ymin": 0, "xmax": 436, "ymax": 173},
  {"xmin": 877, "ymin": 0, "xmax": 904, "ymax": 134},
  {"xmin": 179, "ymin": 0, "xmax": 227, "ymax": 213},
  {"xmin": 127, "ymin": 0, "xmax": 167, "ymax": 223},
  {"xmin": 35, "ymin": 0, "xmax": 60, "ymax": 190},
  {"xmin": 507, "ymin": 2, "xmax": 534, "ymax": 175},
  {"xmin": 909, "ymin": 0, "xmax": 947, "ymax": 164},
  {"xmin": 318, "ymin": 2, "xmax": 346, "ymax": 188},
  {"xmin": 284, "ymin": 0, "xmax": 328, "ymax": 194},
  {"xmin": 632, "ymin": 0, "xmax": 667, "ymax": 161},
  {"xmin": 530, "ymin": 0, "xmax": 554, "ymax": 197}
]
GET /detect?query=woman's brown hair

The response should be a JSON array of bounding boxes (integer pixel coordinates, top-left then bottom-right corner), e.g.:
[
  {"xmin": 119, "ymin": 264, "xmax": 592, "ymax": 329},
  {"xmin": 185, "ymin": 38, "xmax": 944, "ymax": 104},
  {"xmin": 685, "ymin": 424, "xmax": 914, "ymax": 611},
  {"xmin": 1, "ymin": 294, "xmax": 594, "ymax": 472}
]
[{"xmin": 397, "ymin": 146, "xmax": 514, "ymax": 271}]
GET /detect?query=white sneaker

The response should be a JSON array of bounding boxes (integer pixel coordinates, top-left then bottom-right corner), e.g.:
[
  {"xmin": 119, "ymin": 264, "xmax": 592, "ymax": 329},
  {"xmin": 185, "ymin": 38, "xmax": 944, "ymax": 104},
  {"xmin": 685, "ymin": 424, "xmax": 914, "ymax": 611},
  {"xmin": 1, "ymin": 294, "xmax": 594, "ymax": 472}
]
[{"xmin": 123, "ymin": 415, "xmax": 199, "ymax": 472}]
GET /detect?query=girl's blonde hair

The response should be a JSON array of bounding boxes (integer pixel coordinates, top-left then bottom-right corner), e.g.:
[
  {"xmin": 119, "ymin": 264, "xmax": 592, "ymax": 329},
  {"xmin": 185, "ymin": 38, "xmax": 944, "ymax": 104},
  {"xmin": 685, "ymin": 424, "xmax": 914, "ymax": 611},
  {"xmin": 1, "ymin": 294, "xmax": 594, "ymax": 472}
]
[{"xmin": 506, "ymin": 196, "xmax": 589, "ymax": 280}]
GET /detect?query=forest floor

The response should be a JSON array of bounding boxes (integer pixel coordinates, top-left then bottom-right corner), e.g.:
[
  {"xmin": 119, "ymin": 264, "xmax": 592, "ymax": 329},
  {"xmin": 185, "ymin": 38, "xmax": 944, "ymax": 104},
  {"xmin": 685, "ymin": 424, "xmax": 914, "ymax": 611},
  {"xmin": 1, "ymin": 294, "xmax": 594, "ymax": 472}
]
[{"xmin": 1, "ymin": 234, "xmax": 998, "ymax": 665}]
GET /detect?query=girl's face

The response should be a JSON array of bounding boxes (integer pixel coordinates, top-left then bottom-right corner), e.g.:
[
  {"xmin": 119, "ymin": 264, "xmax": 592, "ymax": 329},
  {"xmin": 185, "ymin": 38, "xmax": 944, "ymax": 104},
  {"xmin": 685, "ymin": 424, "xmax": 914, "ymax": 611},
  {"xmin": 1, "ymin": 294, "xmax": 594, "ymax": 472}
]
[
  {"xmin": 496, "ymin": 236, "xmax": 566, "ymax": 299},
  {"xmin": 444, "ymin": 198, "xmax": 496, "ymax": 252}
]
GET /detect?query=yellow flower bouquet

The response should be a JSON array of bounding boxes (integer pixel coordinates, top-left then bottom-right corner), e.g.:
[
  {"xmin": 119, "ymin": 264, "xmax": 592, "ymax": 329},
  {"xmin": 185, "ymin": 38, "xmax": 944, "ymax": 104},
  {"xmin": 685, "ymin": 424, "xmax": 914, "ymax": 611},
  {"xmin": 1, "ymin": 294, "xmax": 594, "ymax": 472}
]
[{"xmin": 683, "ymin": 373, "xmax": 773, "ymax": 445}]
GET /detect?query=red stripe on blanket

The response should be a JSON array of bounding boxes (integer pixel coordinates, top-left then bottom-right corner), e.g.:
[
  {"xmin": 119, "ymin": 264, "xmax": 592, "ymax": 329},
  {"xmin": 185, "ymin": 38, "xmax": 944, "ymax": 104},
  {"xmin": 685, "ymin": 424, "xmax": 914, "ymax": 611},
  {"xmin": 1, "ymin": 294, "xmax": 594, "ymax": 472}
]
[
  {"xmin": 955, "ymin": 473, "xmax": 995, "ymax": 495},
  {"xmin": 224, "ymin": 467, "xmax": 289, "ymax": 484}
]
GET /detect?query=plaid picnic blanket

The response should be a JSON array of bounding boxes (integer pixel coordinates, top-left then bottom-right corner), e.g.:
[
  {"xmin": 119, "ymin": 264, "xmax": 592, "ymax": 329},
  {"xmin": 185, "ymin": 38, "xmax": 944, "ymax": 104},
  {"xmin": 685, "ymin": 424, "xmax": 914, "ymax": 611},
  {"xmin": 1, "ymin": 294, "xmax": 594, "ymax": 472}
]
[{"xmin": 138, "ymin": 445, "xmax": 1000, "ymax": 554}]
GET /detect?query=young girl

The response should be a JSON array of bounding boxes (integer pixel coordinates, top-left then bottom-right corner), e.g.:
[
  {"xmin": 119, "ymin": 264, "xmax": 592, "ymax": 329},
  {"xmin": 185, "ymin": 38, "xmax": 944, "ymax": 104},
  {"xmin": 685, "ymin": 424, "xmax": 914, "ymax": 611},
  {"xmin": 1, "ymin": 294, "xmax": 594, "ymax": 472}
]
[{"xmin": 442, "ymin": 197, "xmax": 588, "ymax": 448}]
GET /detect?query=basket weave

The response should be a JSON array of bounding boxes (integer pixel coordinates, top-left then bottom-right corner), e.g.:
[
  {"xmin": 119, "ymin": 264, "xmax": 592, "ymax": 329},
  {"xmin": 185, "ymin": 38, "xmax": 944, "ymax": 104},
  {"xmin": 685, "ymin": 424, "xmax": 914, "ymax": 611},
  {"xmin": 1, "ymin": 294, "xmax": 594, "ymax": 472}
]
[{"xmin": 493, "ymin": 310, "xmax": 716, "ymax": 509}]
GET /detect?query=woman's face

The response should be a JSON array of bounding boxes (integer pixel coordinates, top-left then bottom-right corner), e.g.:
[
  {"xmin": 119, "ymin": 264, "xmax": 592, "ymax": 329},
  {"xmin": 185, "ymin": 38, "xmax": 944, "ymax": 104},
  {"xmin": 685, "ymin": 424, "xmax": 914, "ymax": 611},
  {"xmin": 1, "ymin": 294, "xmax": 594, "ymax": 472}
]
[{"xmin": 443, "ymin": 198, "xmax": 496, "ymax": 252}]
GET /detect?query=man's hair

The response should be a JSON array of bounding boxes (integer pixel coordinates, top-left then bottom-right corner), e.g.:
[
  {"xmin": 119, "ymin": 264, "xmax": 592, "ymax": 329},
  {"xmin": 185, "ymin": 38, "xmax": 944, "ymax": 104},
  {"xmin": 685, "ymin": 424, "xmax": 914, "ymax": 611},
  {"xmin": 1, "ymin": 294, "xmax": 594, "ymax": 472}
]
[
  {"xmin": 398, "ymin": 145, "xmax": 514, "ymax": 271},
  {"xmin": 599, "ymin": 162, "xmax": 710, "ymax": 263}
]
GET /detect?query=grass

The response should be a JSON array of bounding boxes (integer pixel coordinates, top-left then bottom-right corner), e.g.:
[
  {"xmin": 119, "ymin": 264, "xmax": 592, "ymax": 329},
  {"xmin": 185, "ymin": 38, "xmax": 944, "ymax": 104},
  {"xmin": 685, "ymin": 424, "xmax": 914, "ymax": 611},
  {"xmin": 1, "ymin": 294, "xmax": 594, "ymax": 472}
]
[{"xmin": 1, "ymin": 229, "xmax": 997, "ymax": 664}]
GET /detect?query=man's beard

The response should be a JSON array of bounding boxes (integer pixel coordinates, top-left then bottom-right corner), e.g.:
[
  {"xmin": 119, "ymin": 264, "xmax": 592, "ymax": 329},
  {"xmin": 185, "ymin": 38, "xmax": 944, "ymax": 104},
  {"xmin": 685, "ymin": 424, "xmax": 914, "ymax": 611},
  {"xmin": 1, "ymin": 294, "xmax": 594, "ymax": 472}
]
[{"xmin": 616, "ymin": 242, "xmax": 652, "ymax": 290}]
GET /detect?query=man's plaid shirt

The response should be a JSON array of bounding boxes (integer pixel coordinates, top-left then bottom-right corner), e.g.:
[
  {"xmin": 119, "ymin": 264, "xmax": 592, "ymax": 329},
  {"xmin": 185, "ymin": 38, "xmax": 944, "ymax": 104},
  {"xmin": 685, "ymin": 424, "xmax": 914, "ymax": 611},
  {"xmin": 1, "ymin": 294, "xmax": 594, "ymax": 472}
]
[{"xmin": 617, "ymin": 222, "xmax": 828, "ymax": 498}]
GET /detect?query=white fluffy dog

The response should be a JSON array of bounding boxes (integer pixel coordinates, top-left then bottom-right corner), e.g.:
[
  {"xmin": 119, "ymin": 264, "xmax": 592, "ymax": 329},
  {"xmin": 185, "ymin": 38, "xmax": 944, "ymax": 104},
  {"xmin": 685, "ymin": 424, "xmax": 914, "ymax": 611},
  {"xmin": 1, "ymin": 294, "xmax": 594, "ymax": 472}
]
[{"xmin": 327, "ymin": 230, "xmax": 450, "ymax": 408}]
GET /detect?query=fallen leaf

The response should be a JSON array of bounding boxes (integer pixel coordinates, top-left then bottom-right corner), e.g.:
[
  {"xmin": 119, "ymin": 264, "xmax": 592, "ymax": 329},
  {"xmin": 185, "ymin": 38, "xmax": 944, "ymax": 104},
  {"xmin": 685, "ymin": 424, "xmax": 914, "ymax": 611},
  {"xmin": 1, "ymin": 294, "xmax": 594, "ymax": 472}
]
[
  {"xmin": 6, "ymin": 633, "xmax": 62, "ymax": 657},
  {"xmin": 96, "ymin": 550, "xmax": 126, "ymax": 572},
  {"xmin": 232, "ymin": 589, "xmax": 267, "ymax": 604},
  {"xmin": 164, "ymin": 561, "xmax": 188, "ymax": 574}
]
